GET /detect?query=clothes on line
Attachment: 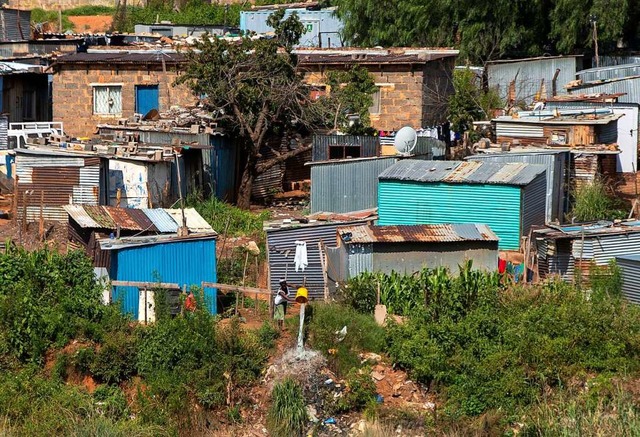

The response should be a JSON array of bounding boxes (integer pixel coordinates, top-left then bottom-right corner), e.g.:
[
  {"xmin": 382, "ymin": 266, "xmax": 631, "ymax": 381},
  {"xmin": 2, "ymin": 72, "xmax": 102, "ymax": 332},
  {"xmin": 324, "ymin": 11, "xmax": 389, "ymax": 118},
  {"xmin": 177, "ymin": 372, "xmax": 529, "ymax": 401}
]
[{"xmin": 294, "ymin": 240, "xmax": 308, "ymax": 272}]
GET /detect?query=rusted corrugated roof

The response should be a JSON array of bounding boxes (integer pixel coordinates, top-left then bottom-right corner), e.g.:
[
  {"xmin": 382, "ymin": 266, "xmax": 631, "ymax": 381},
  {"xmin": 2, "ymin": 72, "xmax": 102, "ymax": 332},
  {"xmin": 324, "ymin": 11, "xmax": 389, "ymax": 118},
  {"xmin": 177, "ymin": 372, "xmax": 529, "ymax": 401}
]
[
  {"xmin": 124, "ymin": 208, "xmax": 158, "ymax": 232},
  {"xmin": 105, "ymin": 207, "xmax": 146, "ymax": 231},
  {"xmin": 63, "ymin": 205, "xmax": 101, "ymax": 228},
  {"xmin": 83, "ymin": 205, "xmax": 116, "ymax": 228},
  {"xmin": 296, "ymin": 48, "xmax": 458, "ymax": 66},
  {"xmin": 337, "ymin": 223, "xmax": 499, "ymax": 244}
]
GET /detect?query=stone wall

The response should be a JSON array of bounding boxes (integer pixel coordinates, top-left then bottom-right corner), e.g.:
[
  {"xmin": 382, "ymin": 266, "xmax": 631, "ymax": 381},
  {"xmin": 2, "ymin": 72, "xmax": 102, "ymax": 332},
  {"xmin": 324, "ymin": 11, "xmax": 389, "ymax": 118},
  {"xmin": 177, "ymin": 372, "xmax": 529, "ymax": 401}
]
[{"xmin": 53, "ymin": 64, "xmax": 196, "ymax": 138}]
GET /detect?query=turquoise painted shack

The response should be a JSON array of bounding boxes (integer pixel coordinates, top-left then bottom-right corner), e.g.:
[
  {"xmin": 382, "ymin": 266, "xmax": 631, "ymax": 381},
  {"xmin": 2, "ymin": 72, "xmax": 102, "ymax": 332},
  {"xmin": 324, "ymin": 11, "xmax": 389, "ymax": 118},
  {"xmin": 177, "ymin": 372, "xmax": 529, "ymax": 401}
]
[
  {"xmin": 377, "ymin": 160, "xmax": 547, "ymax": 250},
  {"xmin": 101, "ymin": 233, "xmax": 218, "ymax": 318}
]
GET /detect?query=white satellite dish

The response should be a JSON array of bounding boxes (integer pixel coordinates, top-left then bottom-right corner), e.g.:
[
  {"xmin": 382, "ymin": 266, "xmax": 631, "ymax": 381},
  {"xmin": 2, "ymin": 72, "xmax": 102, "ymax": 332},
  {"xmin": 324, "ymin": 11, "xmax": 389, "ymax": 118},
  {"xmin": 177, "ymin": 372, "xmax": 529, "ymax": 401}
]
[{"xmin": 393, "ymin": 126, "xmax": 418, "ymax": 155}]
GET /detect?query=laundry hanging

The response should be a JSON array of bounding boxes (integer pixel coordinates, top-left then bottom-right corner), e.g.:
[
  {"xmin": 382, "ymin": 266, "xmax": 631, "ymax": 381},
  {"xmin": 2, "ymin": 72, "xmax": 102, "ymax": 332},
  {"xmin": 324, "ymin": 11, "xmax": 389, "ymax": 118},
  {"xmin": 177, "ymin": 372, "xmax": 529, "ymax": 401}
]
[{"xmin": 294, "ymin": 241, "xmax": 308, "ymax": 272}]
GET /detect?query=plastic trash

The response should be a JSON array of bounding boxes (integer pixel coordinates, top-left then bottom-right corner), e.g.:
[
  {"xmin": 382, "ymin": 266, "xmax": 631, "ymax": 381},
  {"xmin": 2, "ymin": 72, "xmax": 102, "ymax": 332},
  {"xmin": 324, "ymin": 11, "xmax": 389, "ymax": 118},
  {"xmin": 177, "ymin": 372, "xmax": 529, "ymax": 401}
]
[
  {"xmin": 323, "ymin": 417, "xmax": 337, "ymax": 425},
  {"xmin": 376, "ymin": 394, "xmax": 384, "ymax": 403},
  {"xmin": 324, "ymin": 378, "xmax": 334, "ymax": 385}
]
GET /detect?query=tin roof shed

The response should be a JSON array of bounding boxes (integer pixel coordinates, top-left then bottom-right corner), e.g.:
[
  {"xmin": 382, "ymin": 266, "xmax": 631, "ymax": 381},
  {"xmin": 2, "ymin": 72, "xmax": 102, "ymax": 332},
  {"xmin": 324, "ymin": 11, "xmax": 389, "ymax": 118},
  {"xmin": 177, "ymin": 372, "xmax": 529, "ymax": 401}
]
[{"xmin": 378, "ymin": 160, "xmax": 547, "ymax": 250}]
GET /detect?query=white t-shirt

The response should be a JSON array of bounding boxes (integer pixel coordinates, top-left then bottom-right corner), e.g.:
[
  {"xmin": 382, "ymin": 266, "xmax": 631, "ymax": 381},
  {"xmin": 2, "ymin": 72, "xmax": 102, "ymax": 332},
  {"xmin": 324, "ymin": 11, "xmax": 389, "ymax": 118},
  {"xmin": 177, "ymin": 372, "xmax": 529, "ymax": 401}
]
[{"xmin": 275, "ymin": 286, "xmax": 290, "ymax": 305}]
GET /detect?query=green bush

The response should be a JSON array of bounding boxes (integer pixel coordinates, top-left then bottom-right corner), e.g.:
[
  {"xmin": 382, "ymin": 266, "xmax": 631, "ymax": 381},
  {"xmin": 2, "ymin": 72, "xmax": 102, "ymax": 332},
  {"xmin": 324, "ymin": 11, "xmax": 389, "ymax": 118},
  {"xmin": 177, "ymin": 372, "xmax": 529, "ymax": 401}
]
[
  {"xmin": 306, "ymin": 303, "xmax": 384, "ymax": 377},
  {"xmin": 386, "ymin": 277, "xmax": 640, "ymax": 417},
  {"xmin": 267, "ymin": 378, "xmax": 307, "ymax": 437},
  {"xmin": 333, "ymin": 367, "xmax": 377, "ymax": 413},
  {"xmin": 187, "ymin": 193, "xmax": 270, "ymax": 238},
  {"xmin": 91, "ymin": 330, "xmax": 137, "ymax": 384},
  {"xmin": 570, "ymin": 178, "xmax": 627, "ymax": 222},
  {"xmin": 93, "ymin": 385, "xmax": 129, "ymax": 421}
]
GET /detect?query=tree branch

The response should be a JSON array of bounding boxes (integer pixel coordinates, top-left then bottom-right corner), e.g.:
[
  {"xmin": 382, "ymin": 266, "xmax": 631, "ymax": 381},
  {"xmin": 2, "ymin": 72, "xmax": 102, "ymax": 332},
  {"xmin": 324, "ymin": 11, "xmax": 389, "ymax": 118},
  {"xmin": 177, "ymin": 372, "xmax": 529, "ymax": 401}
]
[{"xmin": 255, "ymin": 143, "xmax": 312, "ymax": 174}]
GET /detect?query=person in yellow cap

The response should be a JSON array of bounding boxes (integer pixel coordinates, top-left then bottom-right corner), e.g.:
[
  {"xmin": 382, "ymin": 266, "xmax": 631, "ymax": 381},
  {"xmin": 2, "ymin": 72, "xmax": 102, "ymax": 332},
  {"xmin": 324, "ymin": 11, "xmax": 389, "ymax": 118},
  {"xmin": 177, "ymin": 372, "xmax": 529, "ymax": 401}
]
[{"xmin": 274, "ymin": 278, "xmax": 291, "ymax": 330}]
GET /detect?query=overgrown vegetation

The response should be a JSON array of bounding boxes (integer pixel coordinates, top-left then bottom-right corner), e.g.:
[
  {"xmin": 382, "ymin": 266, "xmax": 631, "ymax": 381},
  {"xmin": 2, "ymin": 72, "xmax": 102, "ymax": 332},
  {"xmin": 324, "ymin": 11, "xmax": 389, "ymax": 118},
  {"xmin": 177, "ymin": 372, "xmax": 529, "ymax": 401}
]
[
  {"xmin": 571, "ymin": 178, "xmax": 628, "ymax": 222},
  {"xmin": 267, "ymin": 378, "xmax": 307, "ymax": 437},
  {"xmin": 448, "ymin": 68, "xmax": 503, "ymax": 133},
  {"xmin": 0, "ymin": 247, "xmax": 276, "ymax": 434}
]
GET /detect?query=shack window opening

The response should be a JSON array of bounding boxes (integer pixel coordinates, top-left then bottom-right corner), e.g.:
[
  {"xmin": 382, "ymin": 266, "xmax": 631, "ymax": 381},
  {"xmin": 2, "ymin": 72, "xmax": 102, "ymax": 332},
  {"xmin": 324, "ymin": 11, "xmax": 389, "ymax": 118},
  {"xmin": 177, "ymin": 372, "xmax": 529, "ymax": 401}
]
[{"xmin": 369, "ymin": 87, "xmax": 382, "ymax": 114}]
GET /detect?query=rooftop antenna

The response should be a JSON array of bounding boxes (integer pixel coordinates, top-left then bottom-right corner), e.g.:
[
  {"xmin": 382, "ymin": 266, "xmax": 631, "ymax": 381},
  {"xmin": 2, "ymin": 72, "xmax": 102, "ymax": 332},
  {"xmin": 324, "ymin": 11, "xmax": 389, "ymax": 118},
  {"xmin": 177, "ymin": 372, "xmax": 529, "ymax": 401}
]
[{"xmin": 393, "ymin": 126, "xmax": 418, "ymax": 156}]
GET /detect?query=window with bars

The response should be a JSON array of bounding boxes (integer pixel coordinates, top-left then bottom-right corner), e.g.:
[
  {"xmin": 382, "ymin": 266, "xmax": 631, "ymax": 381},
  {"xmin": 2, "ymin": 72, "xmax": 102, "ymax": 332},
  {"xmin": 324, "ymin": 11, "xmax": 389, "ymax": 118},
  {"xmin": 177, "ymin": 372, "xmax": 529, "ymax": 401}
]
[{"xmin": 93, "ymin": 85, "xmax": 122, "ymax": 115}]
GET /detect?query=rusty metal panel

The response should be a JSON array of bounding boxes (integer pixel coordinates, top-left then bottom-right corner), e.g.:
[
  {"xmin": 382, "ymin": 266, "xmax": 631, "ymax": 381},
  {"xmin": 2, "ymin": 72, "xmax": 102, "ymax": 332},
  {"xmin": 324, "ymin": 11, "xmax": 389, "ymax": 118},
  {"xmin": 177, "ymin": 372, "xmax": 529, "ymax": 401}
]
[
  {"xmin": 84, "ymin": 205, "xmax": 117, "ymax": 228},
  {"xmin": 106, "ymin": 207, "xmax": 145, "ymax": 231},
  {"xmin": 338, "ymin": 223, "xmax": 499, "ymax": 244},
  {"xmin": 63, "ymin": 205, "xmax": 101, "ymax": 228},
  {"xmin": 125, "ymin": 208, "xmax": 158, "ymax": 232}
]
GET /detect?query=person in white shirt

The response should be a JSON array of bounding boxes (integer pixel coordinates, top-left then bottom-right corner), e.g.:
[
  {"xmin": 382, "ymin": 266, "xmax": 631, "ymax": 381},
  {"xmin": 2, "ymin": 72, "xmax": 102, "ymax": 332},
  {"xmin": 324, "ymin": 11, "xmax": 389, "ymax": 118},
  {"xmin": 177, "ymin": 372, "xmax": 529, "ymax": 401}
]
[{"xmin": 274, "ymin": 278, "xmax": 291, "ymax": 330}]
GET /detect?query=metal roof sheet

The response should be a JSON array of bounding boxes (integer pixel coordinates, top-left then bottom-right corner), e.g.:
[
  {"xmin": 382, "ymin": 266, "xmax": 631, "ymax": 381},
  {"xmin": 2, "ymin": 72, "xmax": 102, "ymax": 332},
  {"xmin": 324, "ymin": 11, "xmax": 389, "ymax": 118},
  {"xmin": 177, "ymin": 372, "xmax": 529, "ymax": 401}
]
[
  {"xmin": 55, "ymin": 51, "xmax": 187, "ymax": 65},
  {"xmin": 378, "ymin": 160, "xmax": 545, "ymax": 186},
  {"xmin": 83, "ymin": 205, "xmax": 116, "ymax": 228},
  {"xmin": 143, "ymin": 208, "xmax": 179, "ymax": 233},
  {"xmin": 165, "ymin": 208, "xmax": 215, "ymax": 233},
  {"xmin": 124, "ymin": 208, "xmax": 158, "ymax": 232},
  {"xmin": 63, "ymin": 205, "xmax": 101, "ymax": 228},
  {"xmin": 106, "ymin": 207, "xmax": 145, "ymax": 231},
  {"xmin": 337, "ymin": 223, "xmax": 499, "ymax": 244},
  {"xmin": 99, "ymin": 232, "xmax": 218, "ymax": 250}
]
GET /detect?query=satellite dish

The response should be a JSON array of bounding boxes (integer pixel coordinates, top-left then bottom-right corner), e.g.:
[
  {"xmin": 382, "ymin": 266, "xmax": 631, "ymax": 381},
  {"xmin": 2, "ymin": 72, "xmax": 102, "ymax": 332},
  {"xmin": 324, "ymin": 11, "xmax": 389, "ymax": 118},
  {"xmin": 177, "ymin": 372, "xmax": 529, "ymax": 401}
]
[{"xmin": 393, "ymin": 126, "xmax": 418, "ymax": 155}]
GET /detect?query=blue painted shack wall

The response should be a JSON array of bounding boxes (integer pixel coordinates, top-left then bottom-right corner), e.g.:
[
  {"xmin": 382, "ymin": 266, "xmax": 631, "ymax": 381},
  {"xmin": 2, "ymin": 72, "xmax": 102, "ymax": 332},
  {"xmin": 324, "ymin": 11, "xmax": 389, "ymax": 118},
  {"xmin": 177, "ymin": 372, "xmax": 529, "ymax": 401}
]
[
  {"xmin": 110, "ymin": 238, "xmax": 217, "ymax": 318},
  {"xmin": 378, "ymin": 181, "xmax": 523, "ymax": 250},
  {"xmin": 210, "ymin": 136, "xmax": 237, "ymax": 202}
]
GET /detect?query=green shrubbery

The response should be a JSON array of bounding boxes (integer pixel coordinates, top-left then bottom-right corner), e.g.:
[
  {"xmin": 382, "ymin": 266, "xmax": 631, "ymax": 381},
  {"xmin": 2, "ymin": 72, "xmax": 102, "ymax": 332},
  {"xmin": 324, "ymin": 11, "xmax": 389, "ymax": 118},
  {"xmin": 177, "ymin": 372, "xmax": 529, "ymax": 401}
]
[
  {"xmin": 305, "ymin": 303, "xmax": 385, "ymax": 376},
  {"xmin": 570, "ymin": 178, "xmax": 627, "ymax": 222},
  {"xmin": 385, "ymin": 274, "xmax": 640, "ymax": 417},
  {"xmin": 267, "ymin": 378, "xmax": 307, "ymax": 437}
]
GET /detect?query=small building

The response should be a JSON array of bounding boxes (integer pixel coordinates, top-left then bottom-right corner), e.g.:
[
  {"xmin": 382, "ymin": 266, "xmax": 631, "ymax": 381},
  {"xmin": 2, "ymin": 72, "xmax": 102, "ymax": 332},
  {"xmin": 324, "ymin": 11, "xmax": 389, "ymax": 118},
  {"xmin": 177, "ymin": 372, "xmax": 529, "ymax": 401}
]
[
  {"xmin": 378, "ymin": 160, "xmax": 547, "ymax": 250},
  {"xmin": 486, "ymin": 55, "xmax": 582, "ymax": 104},
  {"xmin": 335, "ymin": 223, "xmax": 499, "ymax": 278},
  {"xmin": 534, "ymin": 221, "xmax": 640, "ymax": 282},
  {"xmin": 308, "ymin": 156, "xmax": 401, "ymax": 214},
  {"xmin": 265, "ymin": 210, "xmax": 377, "ymax": 299},
  {"xmin": 0, "ymin": 59, "xmax": 50, "ymax": 122},
  {"xmin": 0, "ymin": 8, "xmax": 30, "ymax": 42},
  {"xmin": 101, "ymin": 233, "xmax": 218, "ymax": 318},
  {"xmin": 52, "ymin": 50, "xmax": 196, "ymax": 138},
  {"xmin": 14, "ymin": 148, "xmax": 103, "ymax": 222},
  {"xmin": 467, "ymin": 150, "xmax": 568, "ymax": 223},
  {"xmin": 297, "ymin": 47, "xmax": 458, "ymax": 131},
  {"xmin": 616, "ymin": 254, "xmax": 640, "ymax": 304},
  {"xmin": 241, "ymin": 4, "xmax": 343, "ymax": 48}
]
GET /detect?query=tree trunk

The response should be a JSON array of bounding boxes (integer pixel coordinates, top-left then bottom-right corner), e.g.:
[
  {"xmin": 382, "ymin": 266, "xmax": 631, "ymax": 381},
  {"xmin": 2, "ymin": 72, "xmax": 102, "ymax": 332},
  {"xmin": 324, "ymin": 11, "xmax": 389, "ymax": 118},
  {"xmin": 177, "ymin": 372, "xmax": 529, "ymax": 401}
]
[{"xmin": 237, "ymin": 152, "xmax": 258, "ymax": 210}]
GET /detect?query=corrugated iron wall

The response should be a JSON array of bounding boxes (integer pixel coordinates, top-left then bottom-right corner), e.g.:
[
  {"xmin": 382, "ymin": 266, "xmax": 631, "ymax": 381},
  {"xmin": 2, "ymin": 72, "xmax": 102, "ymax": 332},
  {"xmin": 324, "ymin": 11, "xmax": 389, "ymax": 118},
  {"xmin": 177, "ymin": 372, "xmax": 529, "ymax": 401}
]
[
  {"xmin": 310, "ymin": 157, "xmax": 398, "ymax": 213},
  {"xmin": 267, "ymin": 221, "xmax": 369, "ymax": 300},
  {"xmin": 577, "ymin": 64, "xmax": 640, "ymax": 82},
  {"xmin": 312, "ymin": 135, "xmax": 380, "ymax": 162},
  {"xmin": 617, "ymin": 257, "xmax": 640, "ymax": 304},
  {"xmin": 487, "ymin": 57, "xmax": 579, "ymax": 103},
  {"xmin": 0, "ymin": 9, "xmax": 30, "ymax": 41},
  {"xmin": 378, "ymin": 180, "xmax": 523, "ymax": 249},
  {"xmin": 598, "ymin": 55, "xmax": 640, "ymax": 66},
  {"xmin": 346, "ymin": 243, "xmax": 374, "ymax": 278},
  {"xmin": 568, "ymin": 77, "xmax": 640, "ymax": 106},
  {"xmin": 16, "ymin": 154, "xmax": 100, "ymax": 222},
  {"xmin": 111, "ymin": 238, "xmax": 217, "ymax": 318},
  {"xmin": 521, "ymin": 173, "xmax": 547, "ymax": 237},
  {"xmin": 468, "ymin": 152, "xmax": 567, "ymax": 223}
]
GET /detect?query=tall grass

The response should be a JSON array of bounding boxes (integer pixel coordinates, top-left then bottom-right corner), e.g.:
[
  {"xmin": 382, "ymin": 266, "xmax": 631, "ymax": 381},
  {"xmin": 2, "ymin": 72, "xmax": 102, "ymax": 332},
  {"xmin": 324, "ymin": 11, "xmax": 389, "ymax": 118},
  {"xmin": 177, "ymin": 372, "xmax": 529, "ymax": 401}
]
[
  {"xmin": 266, "ymin": 378, "xmax": 307, "ymax": 437},
  {"xmin": 571, "ymin": 178, "xmax": 627, "ymax": 222}
]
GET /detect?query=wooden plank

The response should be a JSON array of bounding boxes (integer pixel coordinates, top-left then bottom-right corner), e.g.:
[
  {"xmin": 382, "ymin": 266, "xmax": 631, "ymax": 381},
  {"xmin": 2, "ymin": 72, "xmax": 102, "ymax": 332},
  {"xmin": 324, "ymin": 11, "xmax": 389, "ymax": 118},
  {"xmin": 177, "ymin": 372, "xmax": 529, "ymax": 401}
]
[
  {"xmin": 201, "ymin": 282, "xmax": 271, "ymax": 296},
  {"xmin": 111, "ymin": 280, "xmax": 180, "ymax": 289}
]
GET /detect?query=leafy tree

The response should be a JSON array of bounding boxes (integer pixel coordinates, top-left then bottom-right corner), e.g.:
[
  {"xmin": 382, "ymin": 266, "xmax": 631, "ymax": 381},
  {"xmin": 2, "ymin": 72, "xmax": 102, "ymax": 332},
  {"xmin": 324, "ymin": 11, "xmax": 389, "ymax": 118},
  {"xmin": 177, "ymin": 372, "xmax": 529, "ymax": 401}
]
[
  {"xmin": 334, "ymin": 0, "xmax": 639, "ymax": 64},
  {"xmin": 448, "ymin": 68, "xmax": 503, "ymax": 132},
  {"xmin": 178, "ymin": 12, "xmax": 377, "ymax": 208}
]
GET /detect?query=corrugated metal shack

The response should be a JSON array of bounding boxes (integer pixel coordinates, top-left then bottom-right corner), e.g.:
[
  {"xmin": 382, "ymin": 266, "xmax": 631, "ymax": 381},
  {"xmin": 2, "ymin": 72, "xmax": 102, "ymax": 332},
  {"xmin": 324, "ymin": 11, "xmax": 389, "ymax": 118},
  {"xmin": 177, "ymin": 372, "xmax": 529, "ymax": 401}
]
[
  {"xmin": 240, "ymin": 6, "xmax": 344, "ymax": 48},
  {"xmin": 64, "ymin": 204, "xmax": 213, "ymax": 266},
  {"xmin": 577, "ymin": 63, "xmax": 640, "ymax": 83},
  {"xmin": 467, "ymin": 150, "xmax": 568, "ymax": 223},
  {"xmin": 567, "ymin": 73, "xmax": 640, "ymax": 106},
  {"xmin": 101, "ymin": 233, "xmax": 218, "ymax": 318},
  {"xmin": 616, "ymin": 254, "xmax": 640, "ymax": 304},
  {"xmin": 309, "ymin": 156, "xmax": 400, "ymax": 214},
  {"xmin": 598, "ymin": 55, "xmax": 640, "ymax": 67},
  {"xmin": 544, "ymin": 101, "xmax": 639, "ymax": 173},
  {"xmin": 265, "ymin": 210, "xmax": 377, "ymax": 300},
  {"xmin": 15, "ymin": 148, "xmax": 104, "ymax": 222},
  {"xmin": 534, "ymin": 221, "xmax": 640, "ymax": 282},
  {"xmin": 378, "ymin": 160, "xmax": 547, "ymax": 250},
  {"xmin": 335, "ymin": 223, "xmax": 499, "ymax": 279},
  {"xmin": 486, "ymin": 56, "xmax": 582, "ymax": 103},
  {"xmin": 98, "ymin": 125, "xmax": 239, "ymax": 202}
]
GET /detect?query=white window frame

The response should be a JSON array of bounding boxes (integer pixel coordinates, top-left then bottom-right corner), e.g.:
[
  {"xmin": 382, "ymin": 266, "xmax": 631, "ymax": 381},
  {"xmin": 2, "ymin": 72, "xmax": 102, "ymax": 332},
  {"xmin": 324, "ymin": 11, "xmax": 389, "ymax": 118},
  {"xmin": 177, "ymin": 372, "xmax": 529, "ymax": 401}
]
[
  {"xmin": 91, "ymin": 83, "xmax": 123, "ymax": 116},
  {"xmin": 369, "ymin": 85, "xmax": 383, "ymax": 115}
]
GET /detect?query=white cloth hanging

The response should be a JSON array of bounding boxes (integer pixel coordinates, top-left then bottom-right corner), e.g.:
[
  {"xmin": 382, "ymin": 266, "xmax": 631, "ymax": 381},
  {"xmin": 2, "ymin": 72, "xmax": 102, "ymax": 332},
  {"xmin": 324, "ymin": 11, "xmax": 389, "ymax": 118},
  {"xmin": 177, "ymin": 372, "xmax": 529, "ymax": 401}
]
[{"xmin": 294, "ymin": 241, "xmax": 308, "ymax": 272}]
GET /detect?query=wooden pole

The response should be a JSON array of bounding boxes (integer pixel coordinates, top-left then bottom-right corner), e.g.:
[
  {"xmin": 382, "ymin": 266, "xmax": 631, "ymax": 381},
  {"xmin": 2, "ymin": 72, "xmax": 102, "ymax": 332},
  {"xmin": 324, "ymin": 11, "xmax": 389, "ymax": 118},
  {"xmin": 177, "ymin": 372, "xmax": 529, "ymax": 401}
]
[
  {"xmin": 241, "ymin": 251, "xmax": 249, "ymax": 309},
  {"xmin": 39, "ymin": 190, "xmax": 44, "ymax": 242}
]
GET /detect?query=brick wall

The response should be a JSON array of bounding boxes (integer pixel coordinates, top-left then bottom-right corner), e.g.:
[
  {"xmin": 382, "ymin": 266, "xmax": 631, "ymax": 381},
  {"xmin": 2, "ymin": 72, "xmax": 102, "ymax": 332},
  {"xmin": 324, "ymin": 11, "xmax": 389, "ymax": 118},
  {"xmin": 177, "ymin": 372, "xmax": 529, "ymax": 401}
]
[
  {"xmin": 303, "ymin": 61, "xmax": 454, "ymax": 131},
  {"xmin": 53, "ymin": 64, "xmax": 196, "ymax": 138}
]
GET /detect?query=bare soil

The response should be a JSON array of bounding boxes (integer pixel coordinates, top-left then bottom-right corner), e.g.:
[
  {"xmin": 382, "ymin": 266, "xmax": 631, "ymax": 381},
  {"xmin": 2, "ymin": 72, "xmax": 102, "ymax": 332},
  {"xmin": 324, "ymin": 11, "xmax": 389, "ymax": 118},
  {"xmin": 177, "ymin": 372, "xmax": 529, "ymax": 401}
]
[{"xmin": 68, "ymin": 15, "xmax": 113, "ymax": 33}]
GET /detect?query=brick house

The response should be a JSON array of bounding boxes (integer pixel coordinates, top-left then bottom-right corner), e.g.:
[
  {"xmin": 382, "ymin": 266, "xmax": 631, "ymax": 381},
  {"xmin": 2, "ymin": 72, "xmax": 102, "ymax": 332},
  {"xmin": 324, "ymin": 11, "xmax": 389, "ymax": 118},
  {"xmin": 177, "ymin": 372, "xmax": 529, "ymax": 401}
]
[
  {"xmin": 52, "ymin": 47, "xmax": 458, "ymax": 138},
  {"xmin": 52, "ymin": 51, "xmax": 196, "ymax": 138},
  {"xmin": 296, "ymin": 48, "xmax": 459, "ymax": 131}
]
